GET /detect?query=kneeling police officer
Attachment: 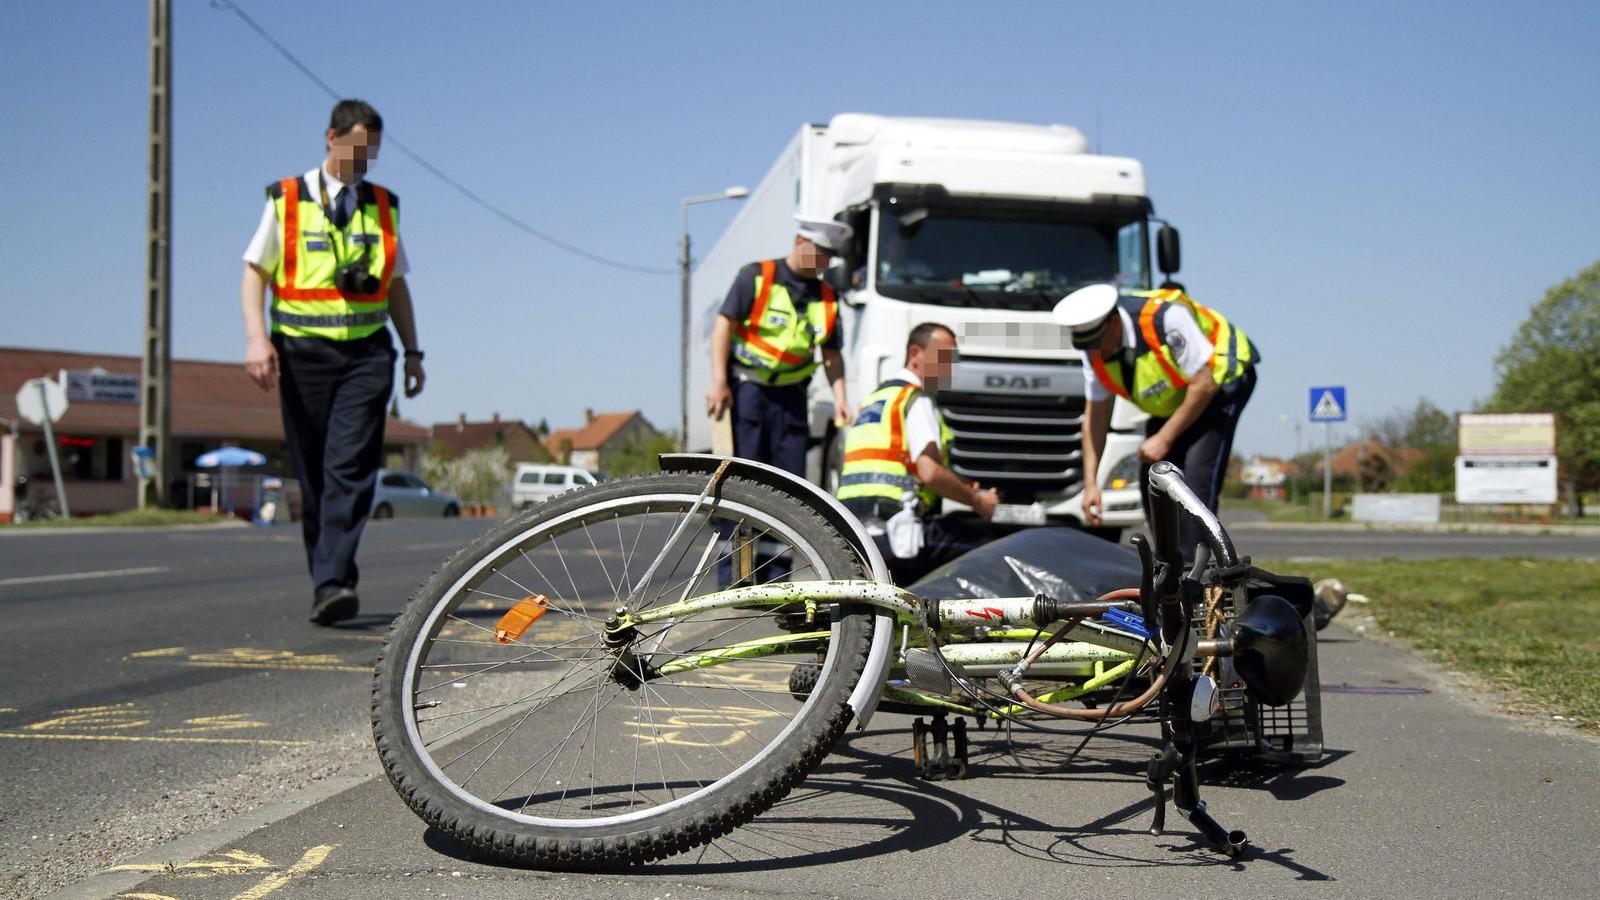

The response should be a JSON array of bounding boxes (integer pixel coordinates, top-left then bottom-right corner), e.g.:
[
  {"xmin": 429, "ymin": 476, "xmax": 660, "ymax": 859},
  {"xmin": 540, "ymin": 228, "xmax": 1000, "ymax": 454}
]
[{"xmin": 836, "ymin": 323, "xmax": 999, "ymax": 584}]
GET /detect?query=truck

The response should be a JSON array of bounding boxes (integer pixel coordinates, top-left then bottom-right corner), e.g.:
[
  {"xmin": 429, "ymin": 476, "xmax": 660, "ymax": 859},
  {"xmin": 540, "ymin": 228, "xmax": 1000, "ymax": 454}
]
[{"xmin": 687, "ymin": 113, "xmax": 1179, "ymax": 535}]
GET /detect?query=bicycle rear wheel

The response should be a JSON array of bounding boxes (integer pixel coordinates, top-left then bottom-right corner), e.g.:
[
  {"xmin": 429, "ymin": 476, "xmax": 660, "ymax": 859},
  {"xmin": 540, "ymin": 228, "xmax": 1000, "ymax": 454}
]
[{"xmin": 372, "ymin": 471, "xmax": 874, "ymax": 867}]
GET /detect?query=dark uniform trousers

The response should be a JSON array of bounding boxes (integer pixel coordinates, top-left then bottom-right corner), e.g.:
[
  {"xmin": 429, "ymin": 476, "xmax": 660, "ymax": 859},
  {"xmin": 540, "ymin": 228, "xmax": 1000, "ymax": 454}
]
[
  {"xmin": 731, "ymin": 378, "xmax": 809, "ymax": 477},
  {"xmin": 717, "ymin": 378, "xmax": 810, "ymax": 586},
  {"xmin": 1137, "ymin": 366, "xmax": 1256, "ymax": 557},
  {"xmin": 273, "ymin": 330, "xmax": 395, "ymax": 592}
]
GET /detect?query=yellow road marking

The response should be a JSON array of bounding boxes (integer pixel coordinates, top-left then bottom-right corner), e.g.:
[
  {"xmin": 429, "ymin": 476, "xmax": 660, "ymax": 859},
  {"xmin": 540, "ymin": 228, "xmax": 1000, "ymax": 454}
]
[
  {"xmin": 126, "ymin": 647, "xmax": 186, "ymax": 659},
  {"xmin": 108, "ymin": 849, "xmax": 274, "ymax": 876},
  {"xmin": 26, "ymin": 703, "xmax": 150, "ymax": 732},
  {"xmin": 229, "ymin": 844, "xmax": 336, "ymax": 900},
  {"xmin": 119, "ymin": 893, "xmax": 180, "ymax": 899},
  {"xmin": 622, "ymin": 704, "xmax": 783, "ymax": 748},
  {"xmin": 162, "ymin": 714, "xmax": 270, "ymax": 734},
  {"xmin": 0, "ymin": 731, "xmax": 311, "ymax": 746},
  {"xmin": 124, "ymin": 646, "xmax": 368, "ymax": 672}
]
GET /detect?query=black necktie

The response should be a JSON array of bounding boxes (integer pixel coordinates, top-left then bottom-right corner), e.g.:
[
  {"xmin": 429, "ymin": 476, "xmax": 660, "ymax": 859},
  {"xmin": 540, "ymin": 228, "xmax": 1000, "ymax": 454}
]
[{"xmin": 332, "ymin": 186, "xmax": 356, "ymax": 229}]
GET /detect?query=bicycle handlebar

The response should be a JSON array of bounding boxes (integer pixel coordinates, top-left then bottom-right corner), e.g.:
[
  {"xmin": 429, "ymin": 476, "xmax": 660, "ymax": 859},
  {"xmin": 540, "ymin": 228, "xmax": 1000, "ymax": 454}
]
[{"xmin": 1145, "ymin": 461, "xmax": 1240, "ymax": 572}]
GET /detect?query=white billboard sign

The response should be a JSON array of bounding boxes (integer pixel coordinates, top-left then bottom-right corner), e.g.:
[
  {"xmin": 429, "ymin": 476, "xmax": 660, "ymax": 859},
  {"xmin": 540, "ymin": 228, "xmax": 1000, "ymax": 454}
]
[{"xmin": 1455, "ymin": 456, "xmax": 1558, "ymax": 504}]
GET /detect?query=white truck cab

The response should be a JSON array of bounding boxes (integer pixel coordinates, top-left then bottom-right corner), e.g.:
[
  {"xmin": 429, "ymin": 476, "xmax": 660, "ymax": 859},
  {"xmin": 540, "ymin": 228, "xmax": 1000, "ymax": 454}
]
[{"xmin": 689, "ymin": 114, "xmax": 1167, "ymax": 533}]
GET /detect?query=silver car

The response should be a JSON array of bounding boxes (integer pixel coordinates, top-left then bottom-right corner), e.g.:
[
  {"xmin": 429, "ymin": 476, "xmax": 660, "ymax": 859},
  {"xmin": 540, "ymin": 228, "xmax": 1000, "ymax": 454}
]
[{"xmin": 371, "ymin": 469, "xmax": 461, "ymax": 518}]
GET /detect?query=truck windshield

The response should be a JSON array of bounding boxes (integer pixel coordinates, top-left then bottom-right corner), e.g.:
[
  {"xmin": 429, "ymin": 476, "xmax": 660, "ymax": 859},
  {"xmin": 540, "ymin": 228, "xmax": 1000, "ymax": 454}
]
[{"xmin": 874, "ymin": 209, "xmax": 1147, "ymax": 310}]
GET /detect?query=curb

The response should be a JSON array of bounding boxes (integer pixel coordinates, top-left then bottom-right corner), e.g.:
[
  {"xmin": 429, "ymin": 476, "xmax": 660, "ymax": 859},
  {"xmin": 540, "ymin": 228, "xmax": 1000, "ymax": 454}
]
[{"xmin": 1225, "ymin": 520, "xmax": 1600, "ymax": 537}]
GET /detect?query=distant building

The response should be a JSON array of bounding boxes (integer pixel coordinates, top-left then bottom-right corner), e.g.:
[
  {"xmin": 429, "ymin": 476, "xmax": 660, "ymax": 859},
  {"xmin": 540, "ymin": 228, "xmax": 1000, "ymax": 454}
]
[
  {"xmin": 546, "ymin": 409, "xmax": 660, "ymax": 473},
  {"xmin": 0, "ymin": 346, "xmax": 428, "ymax": 520},
  {"xmin": 1240, "ymin": 456, "xmax": 1290, "ymax": 501},
  {"xmin": 1315, "ymin": 439, "xmax": 1423, "ymax": 492},
  {"xmin": 429, "ymin": 413, "xmax": 551, "ymax": 463}
]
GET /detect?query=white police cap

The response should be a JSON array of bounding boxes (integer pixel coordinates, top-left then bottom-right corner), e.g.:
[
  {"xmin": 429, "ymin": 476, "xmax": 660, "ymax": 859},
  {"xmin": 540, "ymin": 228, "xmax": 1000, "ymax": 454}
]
[
  {"xmin": 1053, "ymin": 283, "xmax": 1121, "ymax": 350},
  {"xmin": 1052, "ymin": 283, "xmax": 1119, "ymax": 331},
  {"xmin": 795, "ymin": 215, "xmax": 853, "ymax": 252}
]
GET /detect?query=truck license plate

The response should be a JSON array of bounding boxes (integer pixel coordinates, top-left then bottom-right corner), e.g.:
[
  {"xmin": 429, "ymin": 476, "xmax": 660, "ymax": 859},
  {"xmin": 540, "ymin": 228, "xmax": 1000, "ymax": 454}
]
[{"xmin": 991, "ymin": 502, "xmax": 1046, "ymax": 525}]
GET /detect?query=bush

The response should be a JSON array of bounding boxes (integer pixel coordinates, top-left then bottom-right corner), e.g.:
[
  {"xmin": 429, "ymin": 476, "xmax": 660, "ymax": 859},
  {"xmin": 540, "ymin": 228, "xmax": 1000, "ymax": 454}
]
[{"xmin": 422, "ymin": 445, "xmax": 511, "ymax": 504}]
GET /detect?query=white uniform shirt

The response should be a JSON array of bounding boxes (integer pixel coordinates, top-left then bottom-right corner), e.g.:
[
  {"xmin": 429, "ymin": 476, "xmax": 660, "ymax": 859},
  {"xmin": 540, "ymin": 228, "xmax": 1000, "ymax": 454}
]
[
  {"xmin": 894, "ymin": 367, "xmax": 942, "ymax": 462},
  {"xmin": 243, "ymin": 166, "xmax": 410, "ymax": 276},
  {"xmin": 1083, "ymin": 304, "xmax": 1213, "ymax": 401}
]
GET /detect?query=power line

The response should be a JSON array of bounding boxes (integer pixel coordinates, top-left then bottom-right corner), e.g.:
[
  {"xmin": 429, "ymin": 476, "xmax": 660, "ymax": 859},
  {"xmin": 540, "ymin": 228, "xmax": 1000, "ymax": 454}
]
[{"xmin": 210, "ymin": 0, "xmax": 674, "ymax": 276}]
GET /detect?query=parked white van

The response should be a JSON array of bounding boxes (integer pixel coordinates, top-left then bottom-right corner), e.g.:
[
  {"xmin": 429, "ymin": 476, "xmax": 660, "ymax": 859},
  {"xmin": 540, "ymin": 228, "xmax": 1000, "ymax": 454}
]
[{"xmin": 512, "ymin": 464, "xmax": 600, "ymax": 510}]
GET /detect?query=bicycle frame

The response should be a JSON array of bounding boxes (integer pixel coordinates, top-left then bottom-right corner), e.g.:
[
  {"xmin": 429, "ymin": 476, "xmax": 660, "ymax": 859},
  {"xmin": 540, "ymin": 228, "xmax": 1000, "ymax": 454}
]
[{"xmin": 635, "ymin": 456, "xmax": 1308, "ymax": 857}]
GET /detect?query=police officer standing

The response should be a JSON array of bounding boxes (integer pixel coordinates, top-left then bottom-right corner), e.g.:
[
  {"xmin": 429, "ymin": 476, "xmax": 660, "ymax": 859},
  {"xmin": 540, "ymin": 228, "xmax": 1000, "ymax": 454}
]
[
  {"xmin": 1054, "ymin": 283, "xmax": 1258, "ymax": 553},
  {"xmin": 837, "ymin": 323, "xmax": 999, "ymax": 584},
  {"xmin": 240, "ymin": 99, "xmax": 425, "ymax": 625},
  {"xmin": 705, "ymin": 217, "xmax": 854, "ymax": 475}
]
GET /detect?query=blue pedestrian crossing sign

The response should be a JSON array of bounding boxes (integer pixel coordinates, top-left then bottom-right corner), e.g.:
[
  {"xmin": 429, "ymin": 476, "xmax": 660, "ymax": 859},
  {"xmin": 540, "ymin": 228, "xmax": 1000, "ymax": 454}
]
[{"xmin": 1309, "ymin": 386, "xmax": 1347, "ymax": 423}]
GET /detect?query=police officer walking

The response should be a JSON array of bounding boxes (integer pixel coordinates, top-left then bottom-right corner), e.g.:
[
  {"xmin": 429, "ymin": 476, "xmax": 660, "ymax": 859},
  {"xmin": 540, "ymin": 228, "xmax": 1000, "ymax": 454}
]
[
  {"xmin": 705, "ymin": 216, "xmax": 854, "ymax": 475},
  {"xmin": 240, "ymin": 99, "xmax": 425, "ymax": 625},
  {"xmin": 1054, "ymin": 283, "xmax": 1258, "ymax": 553},
  {"xmin": 837, "ymin": 323, "xmax": 999, "ymax": 584}
]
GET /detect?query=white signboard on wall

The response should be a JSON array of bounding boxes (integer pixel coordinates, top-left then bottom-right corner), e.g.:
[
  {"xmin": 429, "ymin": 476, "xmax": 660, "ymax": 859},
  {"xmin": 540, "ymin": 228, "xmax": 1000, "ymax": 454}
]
[
  {"xmin": 62, "ymin": 368, "xmax": 140, "ymax": 404},
  {"xmin": 1455, "ymin": 456, "xmax": 1557, "ymax": 504},
  {"xmin": 1352, "ymin": 494, "xmax": 1441, "ymax": 524}
]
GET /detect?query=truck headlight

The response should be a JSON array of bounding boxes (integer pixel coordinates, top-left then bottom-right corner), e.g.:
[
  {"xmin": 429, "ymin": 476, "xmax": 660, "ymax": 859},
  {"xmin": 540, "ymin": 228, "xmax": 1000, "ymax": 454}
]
[{"xmin": 1105, "ymin": 452, "xmax": 1140, "ymax": 491}]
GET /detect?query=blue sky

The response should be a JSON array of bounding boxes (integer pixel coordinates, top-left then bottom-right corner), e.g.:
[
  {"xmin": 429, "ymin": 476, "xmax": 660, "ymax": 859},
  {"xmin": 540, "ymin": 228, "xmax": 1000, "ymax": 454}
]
[{"xmin": 3, "ymin": 1, "xmax": 1596, "ymax": 457}]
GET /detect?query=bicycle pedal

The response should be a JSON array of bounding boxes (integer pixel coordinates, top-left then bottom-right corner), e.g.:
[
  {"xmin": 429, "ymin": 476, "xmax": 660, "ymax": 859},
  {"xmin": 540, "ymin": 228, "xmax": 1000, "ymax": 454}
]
[{"xmin": 912, "ymin": 715, "xmax": 970, "ymax": 781}]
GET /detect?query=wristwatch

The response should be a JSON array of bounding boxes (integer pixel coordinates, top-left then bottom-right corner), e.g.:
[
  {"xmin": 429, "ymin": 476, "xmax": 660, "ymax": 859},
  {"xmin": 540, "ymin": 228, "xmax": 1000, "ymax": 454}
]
[{"xmin": 404, "ymin": 349, "xmax": 425, "ymax": 361}]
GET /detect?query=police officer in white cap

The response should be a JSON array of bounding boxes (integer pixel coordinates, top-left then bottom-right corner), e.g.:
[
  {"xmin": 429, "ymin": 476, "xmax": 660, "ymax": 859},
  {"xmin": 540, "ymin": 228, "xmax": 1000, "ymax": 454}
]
[
  {"xmin": 1054, "ymin": 282, "xmax": 1259, "ymax": 552},
  {"xmin": 706, "ymin": 215, "xmax": 855, "ymax": 476}
]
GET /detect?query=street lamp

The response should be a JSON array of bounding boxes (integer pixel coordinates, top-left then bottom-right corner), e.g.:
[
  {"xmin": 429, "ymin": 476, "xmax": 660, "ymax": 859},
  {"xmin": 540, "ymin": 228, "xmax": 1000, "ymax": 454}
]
[{"xmin": 680, "ymin": 186, "xmax": 749, "ymax": 450}]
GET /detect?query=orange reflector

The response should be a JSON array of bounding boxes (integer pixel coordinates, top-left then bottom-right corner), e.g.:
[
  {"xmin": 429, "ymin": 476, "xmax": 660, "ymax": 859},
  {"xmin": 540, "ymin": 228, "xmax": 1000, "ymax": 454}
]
[
  {"xmin": 495, "ymin": 595, "xmax": 550, "ymax": 643},
  {"xmin": 1110, "ymin": 478, "xmax": 1129, "ymax": 489}
]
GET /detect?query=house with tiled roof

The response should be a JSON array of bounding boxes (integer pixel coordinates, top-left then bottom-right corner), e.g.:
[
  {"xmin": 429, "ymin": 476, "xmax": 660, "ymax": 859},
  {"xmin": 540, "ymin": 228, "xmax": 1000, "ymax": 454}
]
[
  {"xmin": 0, "ymin": 346, "xmax": 428, "ymax": 519},
  {"xmin": 428, "ymin": 413, "xmax": 551, "ymax": 463},
  {"xmin": 546, "ymin": 409, "xmax": 660, "ymax": 472}
]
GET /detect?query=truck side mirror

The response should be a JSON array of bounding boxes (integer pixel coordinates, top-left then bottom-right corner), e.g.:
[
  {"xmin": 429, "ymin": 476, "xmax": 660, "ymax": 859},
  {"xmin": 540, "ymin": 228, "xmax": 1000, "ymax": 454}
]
[
  {"xmin": 824, "ymin": 259, "xmax": 853, "ymax": 296},
  {"xmin": 1157, "ymin": 225, "xmax": 1181, "ymax": 275}
]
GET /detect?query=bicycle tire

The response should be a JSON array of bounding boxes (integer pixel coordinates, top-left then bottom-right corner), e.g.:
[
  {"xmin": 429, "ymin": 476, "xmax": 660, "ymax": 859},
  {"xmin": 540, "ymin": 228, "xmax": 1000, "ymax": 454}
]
[{"xmin": 371, "ymin": 471, "xmax": 873, "ymax": 868}]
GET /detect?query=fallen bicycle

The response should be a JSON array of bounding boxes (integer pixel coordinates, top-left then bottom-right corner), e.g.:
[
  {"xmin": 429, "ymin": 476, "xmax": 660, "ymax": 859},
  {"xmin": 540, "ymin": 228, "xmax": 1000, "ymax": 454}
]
[{"xmin": 372, "ymin": 455, "xmax": 1317, "ymax": 867}]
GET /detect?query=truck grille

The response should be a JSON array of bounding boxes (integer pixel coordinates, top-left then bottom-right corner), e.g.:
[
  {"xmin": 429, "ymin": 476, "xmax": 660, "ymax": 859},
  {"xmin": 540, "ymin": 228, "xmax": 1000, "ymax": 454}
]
[{"xmin": 935, "ymin": 389, "xmax": 1084, "ymax": 503}]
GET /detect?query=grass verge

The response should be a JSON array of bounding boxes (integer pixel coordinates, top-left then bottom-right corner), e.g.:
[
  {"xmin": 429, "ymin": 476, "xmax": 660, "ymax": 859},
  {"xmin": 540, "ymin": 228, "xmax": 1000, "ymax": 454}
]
[
  {"xmin": 8, "ymin": 509, "xmax": 236, "ymax": 529},
  {"xmin": 1259, "ymin": 557, "xmax": 1600, "ymax": 732}
]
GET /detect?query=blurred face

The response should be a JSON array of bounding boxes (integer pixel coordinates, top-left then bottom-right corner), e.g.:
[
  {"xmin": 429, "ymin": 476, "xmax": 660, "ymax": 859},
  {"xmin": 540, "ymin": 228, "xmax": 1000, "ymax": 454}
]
[
  {"xmin": 325, "ymin": 124, "xmax": 381, "ymax": 181},
  {"xmin": 911, "ymin": 328, "xmax": 960, "ymax": 390},
  {"xmin": 791, "ymin": 235, "xmax": 834, "ymax": 276}
]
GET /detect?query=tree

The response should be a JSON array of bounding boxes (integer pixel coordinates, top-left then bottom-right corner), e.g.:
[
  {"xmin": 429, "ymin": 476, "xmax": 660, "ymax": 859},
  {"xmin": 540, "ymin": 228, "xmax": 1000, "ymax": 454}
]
[
  {"xmin": 1367, "ymin": 398, "xmax": 1457, "ymax": 492},
  {"xmin": 603, "ymin": 430, "xmax": 679, "ymax": 478},
  {"xmin": 1489, "ymin": 259, "xmax": 1600, "ymax": 492}
]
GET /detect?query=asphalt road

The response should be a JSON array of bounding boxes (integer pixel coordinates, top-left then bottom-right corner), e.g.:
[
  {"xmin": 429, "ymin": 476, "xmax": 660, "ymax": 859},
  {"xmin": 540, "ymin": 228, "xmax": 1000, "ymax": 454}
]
[{"xmin": 3, "ymin": 515, "xmax": 1597, "ymax": 898}]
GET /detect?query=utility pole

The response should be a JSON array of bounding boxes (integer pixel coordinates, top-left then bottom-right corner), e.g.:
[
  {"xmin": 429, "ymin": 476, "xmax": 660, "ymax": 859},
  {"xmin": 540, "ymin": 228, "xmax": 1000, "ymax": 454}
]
[
  {"xmin": 139, "ymin": 0, "xmax": 173, "ymax": 508},
  {"xmin": 678, "ymin": 224, "xmax": 691, "ymax": 452}
]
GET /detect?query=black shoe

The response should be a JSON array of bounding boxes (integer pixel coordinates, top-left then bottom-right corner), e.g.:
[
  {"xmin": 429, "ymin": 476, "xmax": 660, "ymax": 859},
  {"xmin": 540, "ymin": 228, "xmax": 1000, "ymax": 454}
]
[{"xmin": 310, "ymin": 585, "xmax": 359, "ymax": 625}]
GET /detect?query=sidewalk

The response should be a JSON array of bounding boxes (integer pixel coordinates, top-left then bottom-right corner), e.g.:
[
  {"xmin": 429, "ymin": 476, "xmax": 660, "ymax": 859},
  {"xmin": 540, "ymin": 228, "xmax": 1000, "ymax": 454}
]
[{"xmin": 56, "ymin": 625, "xmax": 1600, "ymax": 900}]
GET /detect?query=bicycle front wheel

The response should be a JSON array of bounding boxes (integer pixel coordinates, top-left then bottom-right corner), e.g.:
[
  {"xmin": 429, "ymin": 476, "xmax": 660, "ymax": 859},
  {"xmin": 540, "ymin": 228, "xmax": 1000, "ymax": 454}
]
[{"xmin": 371, "ymin": 471, "xmax": 874, "ymax": 867}]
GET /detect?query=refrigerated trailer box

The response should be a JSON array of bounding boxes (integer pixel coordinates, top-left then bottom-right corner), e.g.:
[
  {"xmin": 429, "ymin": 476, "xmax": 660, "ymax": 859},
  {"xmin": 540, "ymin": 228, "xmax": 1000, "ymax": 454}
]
[{"xmin": 688, "ymin": 114, "xmax": 1164, "ymax": 531}]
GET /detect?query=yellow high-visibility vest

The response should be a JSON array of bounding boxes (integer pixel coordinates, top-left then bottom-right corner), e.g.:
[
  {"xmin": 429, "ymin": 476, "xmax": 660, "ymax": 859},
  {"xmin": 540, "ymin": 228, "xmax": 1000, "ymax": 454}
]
[
  {"xmin": 730, "ymin": 259, "xmax": 838, "ymax": 386},
  {"xmin": 267, "ymin": 174, "xmax": 398, "ymax": 341}
]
